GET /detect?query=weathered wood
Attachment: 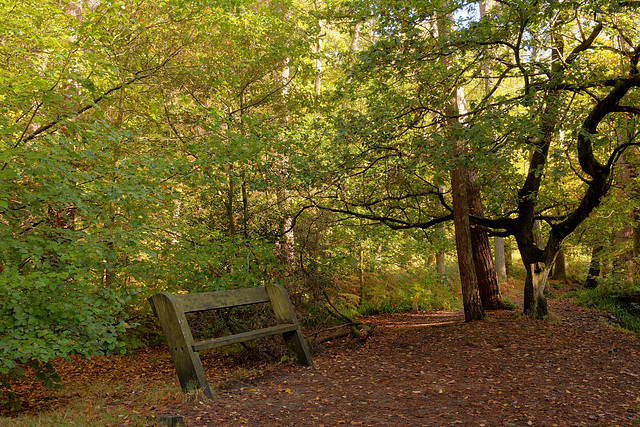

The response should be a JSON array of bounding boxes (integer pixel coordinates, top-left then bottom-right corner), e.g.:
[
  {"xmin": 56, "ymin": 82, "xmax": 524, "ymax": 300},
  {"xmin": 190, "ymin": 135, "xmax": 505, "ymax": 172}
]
[
  {"xmin": 192, "ymin": 324, "xmax": 298, "ymax": 351},
  {"xmin": 178, "ymin": 287, "xmax": 270, "ymax": 313},
  {"xmin": 266, "ymin": 283, "xmax": 314, "ymax": 366},
  {"xmin": 149, "ymin": 284, "xmax": 313, "ymax": 399},
  {"xmin": 148, "ymin": 293, "xmax": 213, "ymax": 398}
]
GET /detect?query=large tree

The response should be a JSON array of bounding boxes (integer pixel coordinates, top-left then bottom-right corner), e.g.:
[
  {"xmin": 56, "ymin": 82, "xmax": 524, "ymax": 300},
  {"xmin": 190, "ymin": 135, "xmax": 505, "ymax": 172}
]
[{"xmin": 306, "ymin": 0, "xmax": 640, "ymax": 317}]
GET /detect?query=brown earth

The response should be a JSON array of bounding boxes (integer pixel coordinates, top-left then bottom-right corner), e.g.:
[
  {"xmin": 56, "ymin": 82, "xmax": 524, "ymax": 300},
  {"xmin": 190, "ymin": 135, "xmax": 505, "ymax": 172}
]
[{"xmin": 3, "ymin": 292, "xmax": 640, "ymax": 426}]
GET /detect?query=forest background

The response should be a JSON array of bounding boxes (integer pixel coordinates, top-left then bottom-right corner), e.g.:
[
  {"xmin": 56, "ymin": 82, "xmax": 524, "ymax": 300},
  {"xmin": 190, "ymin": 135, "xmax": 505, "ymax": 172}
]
[{"xmin": 1, "ymin": 0, "xmax": 639, "ymax": 406}]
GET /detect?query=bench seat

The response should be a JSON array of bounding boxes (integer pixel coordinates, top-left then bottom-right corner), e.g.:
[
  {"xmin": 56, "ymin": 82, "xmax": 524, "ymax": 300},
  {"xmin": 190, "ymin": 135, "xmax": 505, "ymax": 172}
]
[{"xmin": 192, "ymin": 324, "xmax": 299, "ymax": 351}]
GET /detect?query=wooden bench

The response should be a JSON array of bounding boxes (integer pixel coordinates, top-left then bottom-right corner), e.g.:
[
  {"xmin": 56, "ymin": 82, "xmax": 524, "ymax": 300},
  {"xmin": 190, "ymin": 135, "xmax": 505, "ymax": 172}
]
[{"xmin": 149, "ymin": 283, "xmax": 313, "ymax": 398}]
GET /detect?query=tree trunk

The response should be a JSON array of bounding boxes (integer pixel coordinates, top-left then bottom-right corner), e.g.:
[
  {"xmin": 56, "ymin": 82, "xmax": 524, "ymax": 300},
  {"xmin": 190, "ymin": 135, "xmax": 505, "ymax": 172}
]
[
  {"xmin": 241, "ymin": 169, "xmax": 249, "ymax": 239},
  {"xmin": 468, "ymin": 171, "xmax": 504, "ymax": 309},
  {"xmin": 452, "ymin": 167, "xmax": 485, "ymax": 321},
  {"xmin": 523, "ymin": 261, "xmax": 551, "ymax": 317},
  {"xmin": 226, "ymin": 166, "xmax": 236, "ymax": 236},
  {"xmin": 436, "ymin": 251, "xmax": 445, "ymax": 275},
  {"xmin": 550, "ymin": 247, "xmax": 566, "ymax": 281},
  {"xmin": 436, "ymin": 185, "xmax": 446, "ymax": 275},
  {"xmin": 468, "ymin": 0, "xmax": 504, "ymax": 309},
  {"xmin": 635, "ymin": 209, "xmax": 640, "ymax": 277},
  {"xmin": 519, "ymin": 237, "xmax": 556, "ymax": 317},
  {"xmin": 447, "ymin": 80, "xmax": 484, "ymax": 320},
  {"xmin": 585, "ymin": 245, "xmax": 603, "ymax": 288},
  {"xmin": 471, "ymin": 224, "xmax": 504, "ymax": 309},
  {"xmin": 278, "ymin": 31, "xmax": 295, "ymax": 268},
  {"xmin": 494, "ymin": 237, "xmax": 507, "ymax": 281},
  {"xmin": 505, "ymin": 237, "xmax": 513, "ymax": 277}
]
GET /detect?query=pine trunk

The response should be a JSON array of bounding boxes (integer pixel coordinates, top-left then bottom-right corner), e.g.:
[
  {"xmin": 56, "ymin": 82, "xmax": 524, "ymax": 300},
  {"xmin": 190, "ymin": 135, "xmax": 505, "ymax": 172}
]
[
  {"xmin": 468, "ymin": 171, "xmax": 504, "ymax": 309},
  {"xmin": 451, "ymin": 168, "xmax": 484, "ymax": 321}
]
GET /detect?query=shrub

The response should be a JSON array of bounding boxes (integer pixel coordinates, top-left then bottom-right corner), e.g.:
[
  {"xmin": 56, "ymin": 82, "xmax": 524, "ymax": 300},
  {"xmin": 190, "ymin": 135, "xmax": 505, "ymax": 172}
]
[{"xmin": 0, "ymin": 268, "xmax": 134, "ymax": 409}]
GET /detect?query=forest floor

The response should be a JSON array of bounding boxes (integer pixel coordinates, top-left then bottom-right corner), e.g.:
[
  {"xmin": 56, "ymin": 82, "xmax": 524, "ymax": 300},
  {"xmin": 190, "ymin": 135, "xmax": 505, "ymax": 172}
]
[{"xmin": 2, "ymin": 283, "xmax": 640, "ymax": 426}]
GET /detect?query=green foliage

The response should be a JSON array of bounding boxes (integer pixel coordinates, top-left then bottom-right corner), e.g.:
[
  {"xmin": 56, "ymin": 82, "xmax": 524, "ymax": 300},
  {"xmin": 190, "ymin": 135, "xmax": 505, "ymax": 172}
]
[
  {"xmin": 0, "ymin": 268, "xmax": 133, "ymax": 407},
  {"xmin": 357, "ymin": 269, "xmax": 461, "ymax": 316}
]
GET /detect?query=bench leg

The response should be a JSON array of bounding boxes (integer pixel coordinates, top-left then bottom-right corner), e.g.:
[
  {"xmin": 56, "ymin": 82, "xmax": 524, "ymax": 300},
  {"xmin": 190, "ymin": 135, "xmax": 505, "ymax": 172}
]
[
  {"xmin": 149, "ymin": 293, "xmax": 213, "ymax": 399},
  {"xmin": 266, "ymin": 283, "xmax": 313, "ymax": 366},
  {"xmin": 283, "ymin": 329, "xmax": 314, "ymax": 366}
]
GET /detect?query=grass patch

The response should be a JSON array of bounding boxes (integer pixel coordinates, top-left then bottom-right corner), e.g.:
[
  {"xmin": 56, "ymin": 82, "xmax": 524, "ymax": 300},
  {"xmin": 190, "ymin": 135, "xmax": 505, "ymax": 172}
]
[
  {"xmin": 570, "ymin": 282, "xmax": 640, "ymax": 333},
  {"xmin": 0, "ymin": 379, "xmax": 177, "ymax": 427}
]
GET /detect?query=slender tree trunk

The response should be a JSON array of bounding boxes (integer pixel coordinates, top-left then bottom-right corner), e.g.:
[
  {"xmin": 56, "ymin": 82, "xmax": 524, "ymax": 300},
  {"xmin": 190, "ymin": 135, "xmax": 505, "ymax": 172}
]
[
  {"xmin": 614, "ymin": 153, "xmax": 633, "ymax": 274},
  {"xmin": 505, "ymin": 237, "xmax": 513, "ymax": 277},
  {"xmin": 349, "ymin": 22, "xmax": 362, "ymax": 57},
  {"xmin": 634, "ymin": 209, "xmax": 640, "ymax": 277},
  {"xmin": 242, "ymin": 169, "xmax": 249, "ymax": 239},
  {"xmin": 358, "ymin": 241, "xmax": 365, "ymax": 299},
  {"xmin": 277, "ymin": 20, "xmax": 295, "ymax": 267},
  {"xmin": 436, "ymin": 185, "xmax": 446, "ymax": 275},
  {"xmin": 226, "ymin": 166, "xmax": 236, "ymax": 236},
  {"xmin": 105, "ymin": 82, "xmax": 125, "ymax": 287},
  {"xmin": 550, "ymin": 247, "xmax": 566, "ymax": 281},
  {"xmin": 494, "ymin": 237, "xmax": 507, "ymax": 281},
  {"xmin": 436, "ymin": 250, "xmax": 446, "ymax": 275}
]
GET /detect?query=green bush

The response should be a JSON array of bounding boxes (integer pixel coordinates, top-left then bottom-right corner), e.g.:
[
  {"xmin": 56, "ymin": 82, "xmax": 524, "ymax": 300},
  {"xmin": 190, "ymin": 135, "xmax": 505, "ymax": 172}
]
[{"xmin": 0, "ymin": 268, "xmax": 133, "ymax": 409}]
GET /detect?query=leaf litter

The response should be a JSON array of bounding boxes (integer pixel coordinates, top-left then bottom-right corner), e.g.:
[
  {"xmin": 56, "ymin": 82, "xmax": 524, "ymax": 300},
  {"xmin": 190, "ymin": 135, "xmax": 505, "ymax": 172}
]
[{"xmin": 2, "ymin": 293, "xmax": 640, "ymax": 426}]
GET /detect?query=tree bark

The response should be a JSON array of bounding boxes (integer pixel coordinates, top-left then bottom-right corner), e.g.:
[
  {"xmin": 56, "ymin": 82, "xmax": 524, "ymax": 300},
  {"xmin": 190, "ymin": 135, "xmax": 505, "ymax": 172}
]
[
  {"xmin": 468, "ymin": 173, "xmax": 504, "ymax": 309},
  {"xmin": 449, "ymin": 86, "xmax": 484, "ymax": 321},
  {"xmin": 550, "ymin": 247, "xmax": 566, "ymax": 282},
  {"xmin": 452, "ymin": 167, "xmax": 484, "ymax": 321},
  {"xmin": 438, "ymin": 5, "xmax": 484, "ymax": 319},
  {"xmin": 436, "ymin": 185, "xmax": 446, "ymax": 275},
  {"xmin": 277, "ymin": 20, "xmax": 295, "ymax": 267},
  {"xmin": 523, "ymin": 260, "xmax": 551, "ymax": 316},
  {"xmin": 226, "ymin": 169, "xmax": 236, "ymax": 236},
  {"xmin": 241, "ymin": 169, "xmax": 249, "ymax": 239},
  {"xmin": 585, "ymin": 245, "xmax": 603, "ymax": 288},
  {"xmin": 494, "ymin": 237, "xmax": 507, "ymax": 281},
  {"xmin": 504, "ymin": 238, "xmax": 513, "ymax": 277}
]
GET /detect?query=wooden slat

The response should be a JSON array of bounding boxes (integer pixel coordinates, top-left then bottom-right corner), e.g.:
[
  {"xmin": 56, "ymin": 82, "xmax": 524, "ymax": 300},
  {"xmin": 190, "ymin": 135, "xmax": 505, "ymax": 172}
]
[
  {"xmin": 192, "ymin": 324, "xmax": 298, "ymax": 352},
  {"xmin": 177, "ymin": 287, "xmax": 270, "ymax": 313}
]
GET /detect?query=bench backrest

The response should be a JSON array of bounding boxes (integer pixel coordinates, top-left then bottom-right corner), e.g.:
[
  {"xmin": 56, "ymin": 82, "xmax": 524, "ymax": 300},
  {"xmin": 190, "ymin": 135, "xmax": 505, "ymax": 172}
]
[{"xmin": 175, "ymin": 287, "xmax": 271, "ymax": 313}]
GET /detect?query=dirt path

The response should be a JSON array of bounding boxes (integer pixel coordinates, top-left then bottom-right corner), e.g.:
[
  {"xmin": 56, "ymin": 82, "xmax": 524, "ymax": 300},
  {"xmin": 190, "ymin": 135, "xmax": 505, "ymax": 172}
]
[
  {"xmin": 163, "ymin": 298, "xmax": 640, "ymax": 426},
  {"xmin": 3, "ymin": 296, "xmax": 640, "ymax": 426}
]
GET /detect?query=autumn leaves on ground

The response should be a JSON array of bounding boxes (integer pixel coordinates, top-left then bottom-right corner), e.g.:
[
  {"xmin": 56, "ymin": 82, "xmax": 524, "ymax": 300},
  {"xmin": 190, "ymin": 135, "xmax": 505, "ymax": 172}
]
[{"xmin": 2, "ymin": 285, "xmax": 640, "ymax": 427}]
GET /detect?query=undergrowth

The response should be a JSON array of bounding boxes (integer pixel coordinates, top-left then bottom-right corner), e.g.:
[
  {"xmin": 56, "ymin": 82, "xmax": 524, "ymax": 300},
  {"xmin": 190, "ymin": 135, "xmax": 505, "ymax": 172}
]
[
  {"xmin": 570, "ymin": 280, "xmax": 640, "ymax": 333},
  {"xmin": 342, "ymin": 269, "xmax": 461, "ymax": 317}
]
